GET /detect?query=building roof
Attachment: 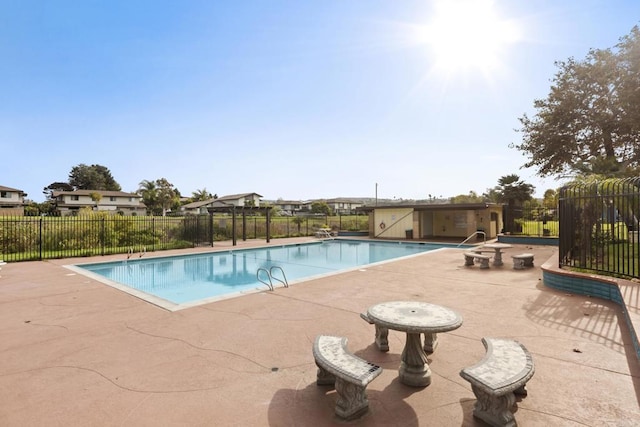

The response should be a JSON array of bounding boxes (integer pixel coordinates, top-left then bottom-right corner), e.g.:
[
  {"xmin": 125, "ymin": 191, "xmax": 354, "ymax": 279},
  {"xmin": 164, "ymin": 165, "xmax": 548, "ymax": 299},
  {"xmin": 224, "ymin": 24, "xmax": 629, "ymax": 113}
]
[
  {"xmin": 267, "ymin": 200, "xmax": 304, "ymax": 205},
  {"xmin": 181, "ymin": 198, "xmax": 223, "ymax": 209},
  {"xmin": 216, "ymin": 192, "xmax": 263, "ymax": 201},
  {"xmin": 323, "ymin": 197, "xmax": 365, "ymax": 203},
  {"xmin": 51, "ymin": 190, "xmax": 141, "ymax": 198},
  {"xmin": 0, "ymin": 185, "xmax": 25, "ymax": 194},
  {"xmin": 182, "ymin": 193, "xmax": 263, "ymax": 209},
  {"xmin": 357, "ymin": 202, "xmax": 502, "ymax": 212}
]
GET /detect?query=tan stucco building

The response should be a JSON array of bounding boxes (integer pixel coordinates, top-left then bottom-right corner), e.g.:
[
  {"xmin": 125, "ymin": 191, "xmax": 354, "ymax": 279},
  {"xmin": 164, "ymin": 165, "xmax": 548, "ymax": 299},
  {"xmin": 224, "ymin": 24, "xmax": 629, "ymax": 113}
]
[{"xmin": 358, "ymin": 203, "xmax": 504, "ymax": 241}]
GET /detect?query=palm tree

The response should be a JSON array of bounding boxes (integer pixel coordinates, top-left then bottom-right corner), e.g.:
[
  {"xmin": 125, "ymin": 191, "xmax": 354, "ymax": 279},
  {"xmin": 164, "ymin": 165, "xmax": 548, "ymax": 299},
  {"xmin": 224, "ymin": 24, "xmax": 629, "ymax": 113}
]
[
  {"xmin": 138, "ymin": 180, "xmax": 158, "ymax": 215},
  {"xmin": 191, "ymin": 188, "xmax": 213, "ymax": 202}
]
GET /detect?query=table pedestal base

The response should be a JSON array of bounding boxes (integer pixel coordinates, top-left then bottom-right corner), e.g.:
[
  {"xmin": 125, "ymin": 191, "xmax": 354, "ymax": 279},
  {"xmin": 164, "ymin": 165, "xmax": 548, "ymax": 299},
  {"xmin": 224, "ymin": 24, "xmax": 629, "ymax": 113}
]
[
  {"xmin": 493, "ymin": 252, "xmax": 504, "ymax": 266},
  {"xmin": 399, "ymin": 332, "xmax": 432, "ymax": 387}
]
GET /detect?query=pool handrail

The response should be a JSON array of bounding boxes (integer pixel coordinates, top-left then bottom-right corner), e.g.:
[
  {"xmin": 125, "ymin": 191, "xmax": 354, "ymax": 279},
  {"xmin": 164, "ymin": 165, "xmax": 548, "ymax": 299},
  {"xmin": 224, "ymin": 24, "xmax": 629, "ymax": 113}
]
[
  {"xmin": 269, "ymin": 266, "xmax": 289, "ymax": 288},
  {"xmin": 457, "ymin": 231, "xmax": 486, "ymax": 247},
  {"xmin": 256, "ymin": 266, "xmax": 289, "ymax": 291},
  {"xmin": 257, "ymin": 268, "xmax": 274, "ymax": 291}
]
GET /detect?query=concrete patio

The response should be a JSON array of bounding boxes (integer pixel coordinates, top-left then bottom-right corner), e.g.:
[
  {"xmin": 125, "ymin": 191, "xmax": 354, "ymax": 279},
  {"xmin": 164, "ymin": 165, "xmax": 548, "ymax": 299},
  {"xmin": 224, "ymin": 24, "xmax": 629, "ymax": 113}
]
[{"xmin": 1, "ymin": 238, "xmax": 638, "ymax": 426}]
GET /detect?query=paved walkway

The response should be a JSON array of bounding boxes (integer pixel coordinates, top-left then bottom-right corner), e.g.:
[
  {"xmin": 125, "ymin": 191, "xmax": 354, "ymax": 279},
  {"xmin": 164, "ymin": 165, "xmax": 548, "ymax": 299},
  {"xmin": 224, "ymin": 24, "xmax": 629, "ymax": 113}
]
[{"xmin": 1, "ymin": 238, "xmax": 638, "ymax": 426}]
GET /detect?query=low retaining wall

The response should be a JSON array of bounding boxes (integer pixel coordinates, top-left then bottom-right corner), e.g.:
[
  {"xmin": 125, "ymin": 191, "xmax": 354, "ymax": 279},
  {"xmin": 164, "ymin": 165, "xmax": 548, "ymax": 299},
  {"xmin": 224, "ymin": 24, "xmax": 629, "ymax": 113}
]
[
  {"xmin": 498, "ymin": 235, "xmax": 558, "ymax": 246},
  {"xmin": 338, "ymin": 231, "xmax": 369, "ymax": 237}
]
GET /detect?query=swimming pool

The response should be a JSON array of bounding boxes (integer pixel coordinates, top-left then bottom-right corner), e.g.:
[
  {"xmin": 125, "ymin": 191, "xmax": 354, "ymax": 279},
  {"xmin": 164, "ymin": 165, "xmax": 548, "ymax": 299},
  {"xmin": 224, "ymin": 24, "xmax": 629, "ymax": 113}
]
[{"xmin": 69, "ymin": 240, "xmax": 460, "ymax": 310}]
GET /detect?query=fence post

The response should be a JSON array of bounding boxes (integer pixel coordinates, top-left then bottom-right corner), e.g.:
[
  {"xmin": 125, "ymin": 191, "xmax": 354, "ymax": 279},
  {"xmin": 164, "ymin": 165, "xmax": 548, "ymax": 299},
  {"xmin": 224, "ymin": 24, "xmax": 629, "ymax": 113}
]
[
  {"xmin": 209, "ymin": 213, "xmax": 214, "ymax": 246},
  {"xmin": 266, "ymin": 208, "xmax": 271, "ymax": 243},
  {"xmin": 39, "ymin": 216, "xmax": 43, "ymax": 261},
  {"xmin": 101, "ymin": 217, "xmax": 105, "ymax": 256}
]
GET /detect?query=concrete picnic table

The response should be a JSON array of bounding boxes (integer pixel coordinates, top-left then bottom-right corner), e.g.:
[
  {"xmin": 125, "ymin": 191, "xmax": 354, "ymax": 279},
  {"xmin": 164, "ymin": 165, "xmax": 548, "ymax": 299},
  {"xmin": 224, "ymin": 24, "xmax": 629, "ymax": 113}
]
[
  {"xmin": 481, "ymin": 243, "xmax": 513, "ymax": 266},
  {"xmin": 365, "ymin": 301, "xmax": 463, "ymax": 387}
]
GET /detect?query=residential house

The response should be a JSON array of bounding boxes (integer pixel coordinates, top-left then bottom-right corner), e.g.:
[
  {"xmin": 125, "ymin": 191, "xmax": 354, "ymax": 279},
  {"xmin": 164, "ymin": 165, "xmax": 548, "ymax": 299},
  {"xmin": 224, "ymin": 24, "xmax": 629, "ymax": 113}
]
[
  {"xmin": 181, "ymin": 192, "xmax": 263, "ymax": 215},
  {"xmin": 324, "ymin": 198, "xmax": 365, "ymax": 215},
  {"xmin": 265, "ymin": 199, "xmax": 305, "ymax": 215},
  {"xmin": 52, "ymin": 190, "xmax": 146, "ymax": 216},
  {"xmin": 0, "ymin": 185, "xmax": 26, "ymax": 215}
]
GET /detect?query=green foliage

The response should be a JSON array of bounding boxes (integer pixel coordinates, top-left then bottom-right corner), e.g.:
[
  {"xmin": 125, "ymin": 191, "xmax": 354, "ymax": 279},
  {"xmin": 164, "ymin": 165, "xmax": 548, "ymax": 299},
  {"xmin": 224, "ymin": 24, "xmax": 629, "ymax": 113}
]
[
  {"xmin": 189, "ymin": 188, "xmax": 213, "ymax": 203},
  {"xmin": 542, "ymin": 189, "xmax": 558, "ymax": 208},
  {"xmin": 43, "ymin": 182, "xmax": 73, "ymax": 200},
  {"xmin": 138, "ymin": 178, "xmax": 180, "ymax": 216},
  {"xmin": 495, "ymin": 174, "xmax": 535, "ymax": 206},
  {"xmin": 310, "ymin": 201, "xmax": 332, "ymax": 215},
  {"xmin": 516, "ymin": 25, "xmax": 640, "ymax": 178},
  {"xmin": 450, "ymin": 191, "xmax": 485, "ymax": 204},
  {"xmin": 68, "ymin": 164, "xmax": 121, "ymax": 191}
]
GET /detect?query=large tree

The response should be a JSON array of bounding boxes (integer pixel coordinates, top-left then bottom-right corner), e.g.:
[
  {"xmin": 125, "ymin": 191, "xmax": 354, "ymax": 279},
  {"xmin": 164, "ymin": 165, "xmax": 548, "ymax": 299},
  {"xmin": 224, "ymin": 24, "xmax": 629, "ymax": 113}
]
[
  {"xmin": 516, "ymin": 25, "xmax": 640, "ymax": 178},
  {"xmin": 138, "ymin": 178, "xmax": 180, "ymax": 216},
  {"xmin": 43, "ymin": 181, "xmax": 74, "ymax": 199},
  {"xmin": 450, "ymin": 191, "xmax": 484, "ymax": 204},
  {"xmin": 493, "ymin": 174, "xmax": 535, "ymax": 207},
  {"xmin": 68, "ymin": 164, "xmax": 121, "ymax": 191}
]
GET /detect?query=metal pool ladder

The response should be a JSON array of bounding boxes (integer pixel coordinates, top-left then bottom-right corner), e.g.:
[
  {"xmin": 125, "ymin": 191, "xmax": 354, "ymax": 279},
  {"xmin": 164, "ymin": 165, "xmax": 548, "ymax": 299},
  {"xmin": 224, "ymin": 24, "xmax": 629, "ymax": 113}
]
[{"xmin": 257, "ymin": 266, "xmax": 289, "ymax": 291}]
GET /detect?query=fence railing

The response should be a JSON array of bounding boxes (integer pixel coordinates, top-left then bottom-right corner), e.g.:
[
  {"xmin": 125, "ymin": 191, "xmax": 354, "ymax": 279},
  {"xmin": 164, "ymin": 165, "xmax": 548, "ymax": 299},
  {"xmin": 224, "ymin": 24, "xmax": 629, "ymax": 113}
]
[
  {"xmin": 502, "ymin": 206, "xmax": 559, "ymax": 237},
  {"xmin": 0, "ymin": 213, "xmax": 369, "ymax": 262},
  {"xmin": 559, "ymin": 178, "xmax": 640, "ymax": 280}
]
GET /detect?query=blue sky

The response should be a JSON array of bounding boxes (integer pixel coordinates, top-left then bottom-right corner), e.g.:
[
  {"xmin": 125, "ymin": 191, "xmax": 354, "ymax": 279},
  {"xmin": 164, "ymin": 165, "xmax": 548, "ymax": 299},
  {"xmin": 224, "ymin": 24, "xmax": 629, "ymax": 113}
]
[{"xmin": 2, "ymin": 1, "xmax": 638, "ymax": 203}]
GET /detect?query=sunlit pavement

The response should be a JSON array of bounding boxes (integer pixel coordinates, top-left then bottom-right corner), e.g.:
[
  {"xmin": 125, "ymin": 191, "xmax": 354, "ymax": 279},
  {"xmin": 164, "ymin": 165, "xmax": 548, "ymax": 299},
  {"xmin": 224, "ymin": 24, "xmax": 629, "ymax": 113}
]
[{"xmin": 1, "ymin": 238, "xmax": 638, "ymax": 426}]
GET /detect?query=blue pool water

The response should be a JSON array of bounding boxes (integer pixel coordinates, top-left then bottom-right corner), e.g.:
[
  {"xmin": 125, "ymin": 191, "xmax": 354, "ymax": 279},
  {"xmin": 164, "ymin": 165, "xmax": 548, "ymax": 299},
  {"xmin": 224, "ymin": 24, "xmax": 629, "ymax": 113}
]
[{"xmin": 72, "ymin": 240, "xmax": 459, "ymax": 308}]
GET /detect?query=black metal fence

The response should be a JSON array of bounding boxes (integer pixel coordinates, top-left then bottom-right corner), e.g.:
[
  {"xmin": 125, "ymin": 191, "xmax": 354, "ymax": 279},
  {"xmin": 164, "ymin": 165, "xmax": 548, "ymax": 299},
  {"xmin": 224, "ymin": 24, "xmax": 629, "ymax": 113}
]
[
  {"xmin": 0, "ymin": 213, "xmax": 369, "ymax": 262},
  {"xmin": 502, "ymin": 206, "xmax": 559, "ymax": 236},
  {"xmin": 559, "ymin": 178, "xmax": 640, "ymax": 279}
]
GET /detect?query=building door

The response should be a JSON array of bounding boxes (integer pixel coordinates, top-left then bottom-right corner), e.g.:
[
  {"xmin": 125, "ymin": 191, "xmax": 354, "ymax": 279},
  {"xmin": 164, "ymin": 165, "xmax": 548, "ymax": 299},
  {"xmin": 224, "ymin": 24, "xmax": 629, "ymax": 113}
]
[{"xmin": 421, "ymin": 211, "xmax": 434, "ymax": 237}]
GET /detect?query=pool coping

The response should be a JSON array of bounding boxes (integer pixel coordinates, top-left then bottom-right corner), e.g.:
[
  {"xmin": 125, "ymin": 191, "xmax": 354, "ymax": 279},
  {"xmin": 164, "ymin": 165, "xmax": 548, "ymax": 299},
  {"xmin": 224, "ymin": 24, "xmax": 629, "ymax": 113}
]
[{"xmin": 63, "ymin": 240, "xmax": 456, "ymax": 311}]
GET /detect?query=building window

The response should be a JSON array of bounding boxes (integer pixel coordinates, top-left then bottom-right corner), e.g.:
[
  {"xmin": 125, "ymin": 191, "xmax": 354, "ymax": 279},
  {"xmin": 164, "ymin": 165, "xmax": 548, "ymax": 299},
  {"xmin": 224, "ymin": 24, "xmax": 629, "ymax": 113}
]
[
  {"xmin": 110, "ymin": 197, "xmax": 116, "ymax": 202},
  {"xmin": 71, "ymin": 195, "xmax": 79, "ymax": 201},
  {"xmin": 0, "ymin": 191, "xmax": 8, "ymax": 198}
]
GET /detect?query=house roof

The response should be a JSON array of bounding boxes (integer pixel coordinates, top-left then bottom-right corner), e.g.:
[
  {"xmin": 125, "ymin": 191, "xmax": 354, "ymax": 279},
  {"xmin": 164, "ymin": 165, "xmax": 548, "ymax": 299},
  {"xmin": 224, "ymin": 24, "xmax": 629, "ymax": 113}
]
[
  {"xmin": 52, "ymin": 190, "xmax": 141, "ymax": 198},
  {"xmin": 182, "ymin": 193, "xmax": 263, "ymax": 209},
  {"xmin": 324, "ymin": 198, "xmax": 364, "ymax": 203},
  {"xmin": 265, "ymin": 200, "xmax": 303, "ymax": 205},
  {"xmin": 0, "ymin": 185, "xmax": 25, "ymax": 194},
  {"xmin": 181, "ymin": 198, "xmax": 222, "ymax": 209},
  {"xmin": 216, "ymin": 192, "xmax": 263, "ymax": 201}
]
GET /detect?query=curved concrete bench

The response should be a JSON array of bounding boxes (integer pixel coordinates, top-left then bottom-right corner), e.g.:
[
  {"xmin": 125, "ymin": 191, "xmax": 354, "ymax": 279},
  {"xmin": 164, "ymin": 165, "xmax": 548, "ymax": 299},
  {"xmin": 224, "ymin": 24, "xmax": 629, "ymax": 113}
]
[
  {"xmin": 313, "ymin": 335, "xmax": 382, "ymax": 420},
  {"xmin": 511, "ymin": 253, "xmax": 534, "ymax": 270},
  {"xmin": 460, "ymin": 337, "xmax": 535, "ymax": 427},
  {"xmin": 464, "ymin": 252, "xmax": 491, "ymax": 269}
]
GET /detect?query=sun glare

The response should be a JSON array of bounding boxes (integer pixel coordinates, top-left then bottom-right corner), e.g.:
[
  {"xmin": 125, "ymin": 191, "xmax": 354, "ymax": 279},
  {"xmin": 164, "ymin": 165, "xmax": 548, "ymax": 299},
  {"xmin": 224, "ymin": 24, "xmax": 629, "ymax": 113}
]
[{"xmin": 417, "ymin": 0, "xmax": 520, "ymax": 77}]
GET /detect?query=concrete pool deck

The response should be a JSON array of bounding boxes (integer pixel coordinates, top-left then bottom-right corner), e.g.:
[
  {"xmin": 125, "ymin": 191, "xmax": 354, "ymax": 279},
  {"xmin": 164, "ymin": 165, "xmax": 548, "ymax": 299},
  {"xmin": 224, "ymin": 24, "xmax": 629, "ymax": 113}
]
[{"xmin": 1, "ymin": 238, "xmax": 639, "ymax": 426}]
